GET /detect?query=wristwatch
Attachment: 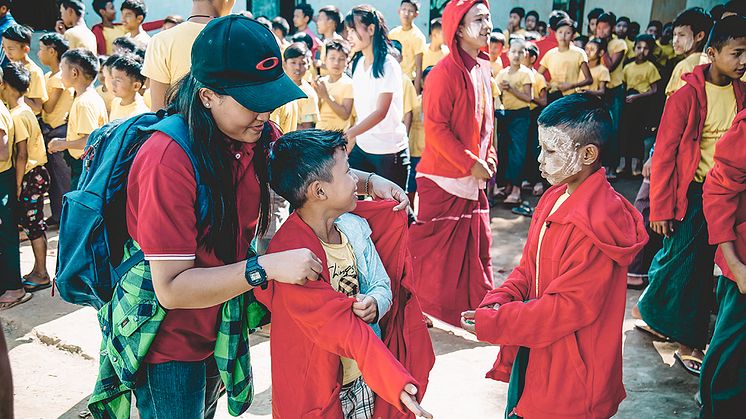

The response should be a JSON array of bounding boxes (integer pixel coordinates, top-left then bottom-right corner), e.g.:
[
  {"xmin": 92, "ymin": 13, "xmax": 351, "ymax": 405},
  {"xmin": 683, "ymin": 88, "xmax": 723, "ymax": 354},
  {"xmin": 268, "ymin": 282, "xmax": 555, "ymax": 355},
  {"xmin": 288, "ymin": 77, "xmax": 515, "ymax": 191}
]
[{"xmin": 245, "ymin": 256, "xmax": 268, "ymax": 290}]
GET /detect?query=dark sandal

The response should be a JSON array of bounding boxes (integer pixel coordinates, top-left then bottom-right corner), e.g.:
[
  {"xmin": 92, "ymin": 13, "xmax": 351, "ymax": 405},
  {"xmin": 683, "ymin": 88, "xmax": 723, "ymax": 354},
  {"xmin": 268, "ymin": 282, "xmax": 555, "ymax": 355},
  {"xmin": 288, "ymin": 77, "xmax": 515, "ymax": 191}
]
[{"xmin": 22, "ymin": 279, "xmax": 52, "ymax": 292}]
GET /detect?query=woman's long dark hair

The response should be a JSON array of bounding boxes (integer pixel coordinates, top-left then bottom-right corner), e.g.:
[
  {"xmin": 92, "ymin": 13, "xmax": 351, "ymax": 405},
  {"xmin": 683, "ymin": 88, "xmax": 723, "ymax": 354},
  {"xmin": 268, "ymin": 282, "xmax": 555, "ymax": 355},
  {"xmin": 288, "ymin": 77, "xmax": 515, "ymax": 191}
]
[
  {"xmin": 165, "ymin": 75, "xmax": 271, "ymax": 264},
  {"xmin": 345, "ymin": 5, "xmax": 392, "ymax": 78}
]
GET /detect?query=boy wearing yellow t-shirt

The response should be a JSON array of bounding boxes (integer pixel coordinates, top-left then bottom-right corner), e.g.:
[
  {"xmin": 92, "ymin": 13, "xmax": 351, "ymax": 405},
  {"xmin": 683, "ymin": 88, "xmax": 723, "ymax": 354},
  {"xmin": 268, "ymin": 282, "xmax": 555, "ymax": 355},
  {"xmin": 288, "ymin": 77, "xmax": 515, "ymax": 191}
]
[
  {"xmin": 97, "ymin": 55, "xmax": 119, "ymax": 113},
  {"xmin": 407, "ymin": 66, "xmax": 432, "ymax": 208},
  {"xmin": 109, "ymin": 55, "xmax": 150, "ymax": 121},
  {"xmin": 522, "ymin": 42, "xmax": 548, "ymax": 196},
  {"xmin": 423, "ymin": 18, "xmax": 449, "ymax": 70},
  {"xmin": 282, "ymin": 43, "xmax": 320, "ymax": 129},
  {"xmin": 47, "ymin": 49, "xmax": 108, "ymax": 190},
  {"xmin": 313, "ymin": 41, "xmax": 354, "ymax": 131},
  {"xmin": 538, "ymin": 18, "xmax": 592, "ymax": 98},
  {"xmin": 489, "ymin": 32, "xmax": 506, "ymax": 77},
  {"xmin": 620, "ymin": 35, "xmax": 661, "ymax": 176},
  {"xmin": 389, "ymin": 0, "xmax": 426, "ymax": 92},
  {"xmin": 497, "ymin": 39, "xmax": 533, "ymax": 205},
  {"xmin": 666, "ymin": 8, "xmax": 713, "ymax": 97},
  {"xmin": 59, "ymin": 0, "xmax": 98, "ymax": 53},
  {"xmin": 582, "ymin": 38, "xmax": 611, "ymax": 97},
  {"xmin": 0, "ymin": 63, "xmax": 52, "ymax": 290},
  {"xmin": 2, "ymin": 25, "xmax": 48, "ymax": 115}
]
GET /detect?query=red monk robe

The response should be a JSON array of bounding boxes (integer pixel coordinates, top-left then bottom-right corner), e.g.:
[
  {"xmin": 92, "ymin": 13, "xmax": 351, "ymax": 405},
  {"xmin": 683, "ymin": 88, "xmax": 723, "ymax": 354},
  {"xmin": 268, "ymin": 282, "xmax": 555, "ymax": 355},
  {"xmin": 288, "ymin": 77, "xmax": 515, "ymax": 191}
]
[
  {"xmin": 704, "ymin": 109, "xmax": 746, "ymax": 281},
  {"xmin": 255, "ymin": 200, "xmax": 434, "ymax": 419},
  {"xmin": 410, "ymin": 0, "xmax": 496, "ymax": 326},
  {"xmin": 475, "ymin": 169, "xmax": 648, "ymax": 418}
]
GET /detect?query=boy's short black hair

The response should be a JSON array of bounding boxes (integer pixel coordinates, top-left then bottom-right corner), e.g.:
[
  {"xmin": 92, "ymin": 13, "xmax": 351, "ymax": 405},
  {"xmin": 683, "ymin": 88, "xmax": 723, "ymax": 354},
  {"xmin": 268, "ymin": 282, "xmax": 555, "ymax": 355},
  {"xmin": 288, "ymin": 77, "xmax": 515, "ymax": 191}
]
[
  {"xmin": 111, "ymin": 53, "xmax": 144, "ymax": 84},
  {"xmin": 525, "ymin": 41, "xmax": 539, "ymax": 58},
  {"xmin": 724, "ymin": 1, "xmax": 746, "ymax": 17},
  {"xmin": 596, "ymin": 12, "xmax": 616, "ymax": 28},
  {"xmin": 401, "ymin": 0, "xmax": 420, "ymax": 12},
  {"xmin": 537, "ymin": 21, "xmax": 547, "ymax": 30},
  {"xmin": 269, "ymin": 129, "xmax": 348, "ymax": 209},
  {"xmin": 587, "ymin": 8, "xmax": 604, "ymax": 21},
  {"xmin": 490, "ymin": 31, "xmax": 506, "ymax": 45},
  {"xmin": 554, "ymin": 18, "xmax": 575, "ymax": 31},
  {"xmin": 574, "ymin": 35, "xmax": 589, "ymax": 48},
  {"xmin": 708, "ymin": 15, "xmax": 746, "ymax": 51},
  {"xmin": 548, "ymin": 10, "xmax": 570, "ymax": 30},
  {"xmin": 648, "ymin": 20, "xmax": 663, "ymax": 32},
  {"xmin": 112, "ymin": 36, "xmax": 137, "ymax": 53},
  {"xmin": 325, "ymin": 39, "xmax": 350, "ymax": 57},
  {"xmin": 635, "ymin": 34, "xmax": 656, "ymax": 48},
  {"xmin": 92, "ymin": 0, "xmax": 111, "ymax": 17},
  {"xmin": 589, "ymin": 37, "xmax": 608, "ymax": 53},
  {"xmin": 538, "ymin": 93, "xmax": 611, "ymax": 149},
  {"xmin": 1, "ymin": 61, "xmax": 29, "ymax": 94},
  {"xmin": 121, "ymin": 0, "xmax": 146, "ymax": 19},
  {"xmin": 510, "ymin": 7, "xmax": 525, "ymax": 18},
  {"xmin": 62, "ymin": 48, "xmax": 99, "ymax": 80},
  {"xmin": 102, "ymin": 52, "xmax": 121, "ymax": 69},
  {"xmin": 294, "ymin": 3, "xmax": 314, "ymax": 19},
  {"xmin": 430, "ymin": 17, "xmax": 442, "ymax": 34},
  {"xmin": 272, "ymin": 16, "xmax": 290, "ymax": 38},
  {"xmin": 283, "ymin": 42, "xmax": 308, "ymax": 61},
  {"xmin": 318, "ymin": 5, "xmax": 341, "ymax": 31},
  {"xmin": 673, "ymin": 8, "xmax": 714, "ymax": 45},
  {"xmin": 617, "ymin": 16, "xmax": 631, "ymax": 25},
  {"xmin": 629, "ymin": 21, "xmax": 641, "ymax": 33},
  {"xmin": 526, "ymin": 10, "xmax": 539, "ymax": 21},
  {"xmin": 290, "ymin": 32, "xmax": 313, "ymax": 51},
  {"xmin": 61, "ymin": 0, "xmax": 86, "ymax": 16},
  {"xmin": 2, "ymin": 24, "xmax": 32, "ymax": 45},
  {"xmin": 40, "ymin": 33, "xmax": 69, "ymax": 59}
]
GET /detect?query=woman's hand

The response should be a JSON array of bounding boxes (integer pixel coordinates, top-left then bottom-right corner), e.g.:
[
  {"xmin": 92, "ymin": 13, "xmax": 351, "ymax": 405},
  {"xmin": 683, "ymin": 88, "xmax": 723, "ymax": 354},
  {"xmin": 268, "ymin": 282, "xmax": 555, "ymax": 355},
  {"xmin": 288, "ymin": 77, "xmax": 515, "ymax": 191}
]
[
  {"xmin": 367, "ymin": 174, "xmax": 410, "ymax": 211},
  {"xmin": 258, "ymin": 248, "xmax": 323, "ymax": 286},
  {"xmin": 400, "ymin": 384, "xmax": 433, "ymax": 418}
]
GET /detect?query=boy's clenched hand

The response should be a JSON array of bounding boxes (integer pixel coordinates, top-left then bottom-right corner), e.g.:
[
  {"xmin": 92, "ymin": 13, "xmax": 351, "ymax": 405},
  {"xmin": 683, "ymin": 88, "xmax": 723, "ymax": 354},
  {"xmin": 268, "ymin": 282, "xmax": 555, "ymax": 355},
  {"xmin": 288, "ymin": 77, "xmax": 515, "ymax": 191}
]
[{"xmin": 352, "ymin": 294, "xmax": 378, "ymax": 323}]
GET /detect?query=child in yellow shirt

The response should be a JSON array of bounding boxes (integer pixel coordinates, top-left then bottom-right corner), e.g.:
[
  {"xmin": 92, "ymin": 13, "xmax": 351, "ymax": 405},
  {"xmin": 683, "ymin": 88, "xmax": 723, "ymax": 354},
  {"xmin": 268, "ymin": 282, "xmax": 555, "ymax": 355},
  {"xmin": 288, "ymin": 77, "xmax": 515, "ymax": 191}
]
[
  {"xmin": 389, "ymin": 0, "xmax": 426, "ymax": 92},
  {"xmin": 582, "ymin": 38, "xmax": 611, "ymax": 97},
  {"xmin": 97, "ymin": 54, "xmax": 119, "ymax": 113},
  {"xmin": 47, "ymin": 48, "xmax": 109, "ymax": 189},
  {"xmin": 0, "ymin": 62, "xmax": 51, "ymax": 290},
  {"xmin": 2, "ymin": 24, "xmax": 48, "ymax": 115},
  {"xmin": 496, "ymin": 39, "xmax": 533, "ymax": 205},
  {"xmin": 538, "ymin": 18, "xmax": 592, "ymax": 98},
  {"xmin": 620, "ymin": 34, "xmax": 661, "ymax": 176},
  {"xmin": 312, "ymin": 40, "xmax": 354, "ymax": 131},
  {"xmin": 422, "ymin": 18, "xmax": 449, "ymax": 70},
  {"xmin": 407, "ymin": 66, "xmax": 432, "ymax": 208},
  {"xmin": 283, "ymin": 42, "xmax": 320, "ymax": 129},
  {"xmin": 522, "ymin": 42, "xmax": 548, "ymax": 198},
  {"xmin": 666, "ymin": 8, "xmax": 713, "ymax": 96},
  {"xmin": 109, "ymin": 54, "xmax": 150, "ymax": 120},
  {"xmin": 489, "ymin": 32, "xmax": 506, "ymax": 77}
]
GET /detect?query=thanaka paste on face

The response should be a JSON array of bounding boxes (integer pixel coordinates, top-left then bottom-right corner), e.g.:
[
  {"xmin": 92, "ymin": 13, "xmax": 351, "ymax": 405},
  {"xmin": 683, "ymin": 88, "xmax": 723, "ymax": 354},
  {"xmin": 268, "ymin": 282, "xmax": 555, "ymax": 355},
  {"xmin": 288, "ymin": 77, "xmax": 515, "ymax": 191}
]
[{"xmin": 537, "ymin": 125, "xmax": 583, "ymax": 185}]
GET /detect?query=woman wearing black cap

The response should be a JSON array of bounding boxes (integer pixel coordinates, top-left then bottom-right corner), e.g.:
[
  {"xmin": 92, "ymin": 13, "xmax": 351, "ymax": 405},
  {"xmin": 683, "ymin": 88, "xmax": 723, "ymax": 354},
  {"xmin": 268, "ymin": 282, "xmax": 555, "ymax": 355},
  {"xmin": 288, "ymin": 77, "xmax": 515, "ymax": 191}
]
[{"xmin": 92, "ymin": 15, "xmax": 409, "ymax": 418}]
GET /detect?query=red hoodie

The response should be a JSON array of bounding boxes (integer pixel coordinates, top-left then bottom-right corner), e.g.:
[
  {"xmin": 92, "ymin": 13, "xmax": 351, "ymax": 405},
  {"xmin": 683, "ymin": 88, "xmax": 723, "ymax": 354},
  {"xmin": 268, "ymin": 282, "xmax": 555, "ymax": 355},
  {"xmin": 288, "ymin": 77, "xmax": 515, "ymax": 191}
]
[
  {"xmin": 703, "ymin": 109, "xmax": 746, "ymax": 282},
  {"xmin": 475, "ymin": 169, "xmax": 648, "ymax": 418},
  {"xmin": 254, "ymin": 200, "xmax": 433, "ymax": 418},
  {"xmin": 650, "ymin": 64, "xmax": 746, "ymax": 222},
  {"xmin": 416, "ymin": 0, "xmax": 497, "ymax": 179}
]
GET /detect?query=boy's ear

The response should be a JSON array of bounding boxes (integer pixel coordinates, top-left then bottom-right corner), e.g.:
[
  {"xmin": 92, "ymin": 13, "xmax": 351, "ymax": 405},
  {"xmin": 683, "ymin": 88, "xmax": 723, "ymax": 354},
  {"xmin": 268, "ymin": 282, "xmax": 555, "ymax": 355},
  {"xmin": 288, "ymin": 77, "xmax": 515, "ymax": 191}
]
[
  {"xmin": 694, "ymin": 31, "xmax": 706, "ymax": 45},
  {"xmin": 307, "ymin": 180, "xmax": 327, "ymax": 202},
  {"xmin": 581, "ymin": 144, "xmax": 600, "ymax": 166},
  {"xmin": 23, "ymin": 45, "xmax": 30, "ymax": 54}
]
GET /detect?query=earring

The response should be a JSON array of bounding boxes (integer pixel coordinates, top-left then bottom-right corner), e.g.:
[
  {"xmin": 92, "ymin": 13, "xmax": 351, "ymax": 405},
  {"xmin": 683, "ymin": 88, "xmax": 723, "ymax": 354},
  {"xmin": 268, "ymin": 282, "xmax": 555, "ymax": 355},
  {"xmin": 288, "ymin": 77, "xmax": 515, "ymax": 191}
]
[{"xmin": 204, "ymin": 103, "xmax": 210, "ymax": 108}]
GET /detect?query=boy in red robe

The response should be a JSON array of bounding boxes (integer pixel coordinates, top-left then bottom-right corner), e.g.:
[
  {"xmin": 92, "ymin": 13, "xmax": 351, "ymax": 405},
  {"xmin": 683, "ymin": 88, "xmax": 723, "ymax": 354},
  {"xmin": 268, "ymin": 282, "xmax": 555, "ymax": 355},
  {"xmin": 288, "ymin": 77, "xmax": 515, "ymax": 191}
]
[
  {"xmin": 701, "ymin": 109, "xmax": 746, "ymax": 417},
  {"xmin": 256, "ymin": 129, "xmax": 433, "ymax": 419},
  {"xmin": 461, "ymin": 94, "xmax": 648, "ymax": 418},
  {"xmin": 409, "ymin": 0, "xmax": 496, "ymax": 326}
]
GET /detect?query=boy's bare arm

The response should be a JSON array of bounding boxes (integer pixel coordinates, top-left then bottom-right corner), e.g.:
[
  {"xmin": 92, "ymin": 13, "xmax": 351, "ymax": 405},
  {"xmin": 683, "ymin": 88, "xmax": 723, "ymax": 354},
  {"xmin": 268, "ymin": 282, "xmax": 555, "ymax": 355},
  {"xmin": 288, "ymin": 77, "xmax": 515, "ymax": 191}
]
[{"xmin": 26, "ymin": 97, "xmax": 44, "ymax": 115}]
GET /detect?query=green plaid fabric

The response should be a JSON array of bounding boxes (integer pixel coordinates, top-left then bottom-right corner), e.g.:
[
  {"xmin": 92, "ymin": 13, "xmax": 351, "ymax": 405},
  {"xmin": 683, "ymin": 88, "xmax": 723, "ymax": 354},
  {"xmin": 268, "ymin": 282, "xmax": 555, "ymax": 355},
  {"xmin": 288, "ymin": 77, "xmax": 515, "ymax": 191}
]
[{"xmin": 88, "ymin": 240, "xmax": 265, "ymax": 418}]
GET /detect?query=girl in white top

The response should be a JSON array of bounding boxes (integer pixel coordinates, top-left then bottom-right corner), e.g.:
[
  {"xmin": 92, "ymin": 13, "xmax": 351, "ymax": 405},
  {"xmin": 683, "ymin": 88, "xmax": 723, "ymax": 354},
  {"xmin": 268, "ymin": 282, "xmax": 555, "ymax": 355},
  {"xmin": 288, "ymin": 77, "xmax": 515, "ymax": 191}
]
[{"xmin": 344, "ymin": 5, "xmax": 410, "ymax": 191}]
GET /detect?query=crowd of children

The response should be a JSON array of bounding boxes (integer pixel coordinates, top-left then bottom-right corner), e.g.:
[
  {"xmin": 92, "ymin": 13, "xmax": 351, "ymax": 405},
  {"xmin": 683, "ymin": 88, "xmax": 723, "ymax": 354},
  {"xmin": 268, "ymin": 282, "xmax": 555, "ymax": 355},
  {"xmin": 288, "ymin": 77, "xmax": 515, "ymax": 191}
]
[{"xmin": 0, "ymin": 0, "xmax": 745, "ymax": 418}]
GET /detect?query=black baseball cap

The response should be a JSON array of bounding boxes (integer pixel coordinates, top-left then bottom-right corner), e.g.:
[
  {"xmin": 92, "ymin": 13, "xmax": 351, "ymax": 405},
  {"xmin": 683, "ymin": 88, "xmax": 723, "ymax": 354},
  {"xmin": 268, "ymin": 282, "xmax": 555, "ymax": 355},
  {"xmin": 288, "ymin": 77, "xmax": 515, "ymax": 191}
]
[{"xmin": 191, "ymin": 15, "xmax": 306, "ymax": 113}]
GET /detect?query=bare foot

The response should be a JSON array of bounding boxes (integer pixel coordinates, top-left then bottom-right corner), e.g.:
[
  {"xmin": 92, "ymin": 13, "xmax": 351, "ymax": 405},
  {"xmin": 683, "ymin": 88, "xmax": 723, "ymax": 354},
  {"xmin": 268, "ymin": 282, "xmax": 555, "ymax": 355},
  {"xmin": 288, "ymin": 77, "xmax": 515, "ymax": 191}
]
[{"xmin": 631, "ymin": 304, "xmax": 642, "ymax": 320}]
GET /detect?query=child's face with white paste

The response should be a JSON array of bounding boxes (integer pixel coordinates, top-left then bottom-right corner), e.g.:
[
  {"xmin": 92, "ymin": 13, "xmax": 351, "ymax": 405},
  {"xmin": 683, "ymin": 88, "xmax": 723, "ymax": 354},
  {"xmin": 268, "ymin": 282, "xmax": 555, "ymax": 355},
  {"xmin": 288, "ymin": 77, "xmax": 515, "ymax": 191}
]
[{"xmin": 537, "ymin": 125, "xmax": 583, "ymax": 185}]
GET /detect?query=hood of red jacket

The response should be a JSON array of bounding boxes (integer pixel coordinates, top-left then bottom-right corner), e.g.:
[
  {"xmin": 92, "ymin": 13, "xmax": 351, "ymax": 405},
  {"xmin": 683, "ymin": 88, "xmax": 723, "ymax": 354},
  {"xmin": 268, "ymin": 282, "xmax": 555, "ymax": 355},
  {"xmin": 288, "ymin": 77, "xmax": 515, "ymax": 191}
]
[
  {"xmin": 546, "ymin": 168, "xmax": 648, "ymax": 266},
  {"xmin": 442, "ymin": 0, "xmax": 491, "ymax": 70},
  {"xmin": 682, "ymin": 63, "xmax": 710, "ymax": 102}
]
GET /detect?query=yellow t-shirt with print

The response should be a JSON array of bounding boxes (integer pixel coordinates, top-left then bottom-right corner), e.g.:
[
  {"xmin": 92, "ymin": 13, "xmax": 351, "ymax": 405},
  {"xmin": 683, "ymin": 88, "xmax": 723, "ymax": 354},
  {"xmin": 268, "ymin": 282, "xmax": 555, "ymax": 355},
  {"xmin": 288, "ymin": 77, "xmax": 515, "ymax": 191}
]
[
  {"xmin": 22, "ymin": 59, "xmax": 48, "ymax": 107},
  {"xmin": 316, "ymin": 74, "xmax": 354, "ymax": 131},
  {"xmin": 606, "ymin": 38, "xmax": 628, "ymax": 89},
  {"xmin": 389, "ymin": 25, "xmax": 426, "ymax": 80},
  {"xmin": 297, "ymin": 80, "xmax": 320, "ymax": 125},
  {"xmin": 109, "ymin": 94, "xmax": 151, "ymax": 121},
  {"xmin": 539, "ymin": 46, "xmax": 588, "ymax": 95},
  {"xmin": 666, "ymin": 52, "xmax": 709, "ymax": 96},
  {"xmin": 422, "ymin": 43, "xmax": 449, "ymax": 70},
  {"xmin": 695, "ymin": 82, "xmax": 737, "ymax": 183},
  {"xmin": 321, "ymin": 228, "xmax": 363, "ymax": 385},
  {"xmin": 496, "ymin": 65, "xmax": 533, "ymax": 110},
  {"xmin": 529, "ymin": 69, "xmax": 547, "ymax": 111},
  {"xmin": 0, "ymin": 101, "xmax": 15, "ymax": 173},
  {"xmin": 623, "ymin": 61, "xmax": 661, "ymax": 93},
  {"xmin": 270, "ymin": 101, "xmax": 299, "ymax": 134},
  {"xmin": 102, "ymin": 25, "xmax": 128, "ymax": 55},
  {"xmin": 64, "ymin": 25, "xmax": 97, "ymax": 52},
  {"xmin": 582, "ymin": 64, "xmax": 611, "ymax": 92},
  {"xmin": 142, "ymin": 22, "xmax": 205, "ymax": 86},
  {"xmin": 42, "ymin": 71, "xmax": 74, "ymax": 129},
  {"xmin": 11, "ymin": 103, "xmax": 46, "ymax": 173},
  {"xmin": 409, "ymin": 94, "xmax": 424, "ymax": 157},
  {"xmin": 67, "ymin": 88, "xmax": 109, "ymax": 159}
]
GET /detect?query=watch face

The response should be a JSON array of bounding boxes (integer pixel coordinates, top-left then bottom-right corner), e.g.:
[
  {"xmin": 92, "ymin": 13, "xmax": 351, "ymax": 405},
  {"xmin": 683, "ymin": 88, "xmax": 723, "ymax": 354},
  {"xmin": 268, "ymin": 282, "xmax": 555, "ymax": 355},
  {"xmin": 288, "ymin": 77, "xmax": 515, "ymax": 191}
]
[{"xmin": 250, "ymin": 271, "xmax": 262, "ymax": 283}]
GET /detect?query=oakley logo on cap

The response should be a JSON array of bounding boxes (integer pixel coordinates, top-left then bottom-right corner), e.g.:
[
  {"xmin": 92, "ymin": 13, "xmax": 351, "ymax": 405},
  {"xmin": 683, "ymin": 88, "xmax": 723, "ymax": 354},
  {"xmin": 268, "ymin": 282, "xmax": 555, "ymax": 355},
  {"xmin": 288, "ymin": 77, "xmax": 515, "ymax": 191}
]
[{"xmin": 256, "ymin": 57, "xmax": 280, "ymax": 71}]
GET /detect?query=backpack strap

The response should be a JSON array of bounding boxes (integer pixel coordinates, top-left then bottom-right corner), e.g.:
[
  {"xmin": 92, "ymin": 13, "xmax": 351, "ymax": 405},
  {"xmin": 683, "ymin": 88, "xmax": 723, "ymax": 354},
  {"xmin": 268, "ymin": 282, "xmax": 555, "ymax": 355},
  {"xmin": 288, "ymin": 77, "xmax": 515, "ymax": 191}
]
[{"xmin": 113, "ymin": 249, "xmax": 145, "ymax": 278}]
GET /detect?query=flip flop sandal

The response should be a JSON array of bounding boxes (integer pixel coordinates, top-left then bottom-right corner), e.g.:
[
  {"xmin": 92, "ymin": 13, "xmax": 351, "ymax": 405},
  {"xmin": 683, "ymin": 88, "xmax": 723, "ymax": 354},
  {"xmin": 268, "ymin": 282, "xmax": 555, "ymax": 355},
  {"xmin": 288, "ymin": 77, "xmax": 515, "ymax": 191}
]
[
  {"xmin": 511, "ymin": 202, "xmax": 534, "ymax": 217},
  {"xmin": 634, "ymin": 319, "xmax": 669, "ymax": 341},
  {"xmin": 22, "ymin": 279, "xmax": 52, "ymax": 293},
  {"xmin": 674, "ymin": 351, "xmax": 703, "ymax": 376},
  {"xmin": 0, "ymin": 292, "xmax": 32, "ymax": 310}
]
